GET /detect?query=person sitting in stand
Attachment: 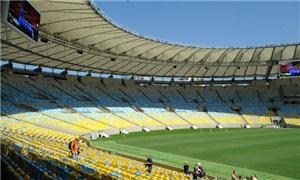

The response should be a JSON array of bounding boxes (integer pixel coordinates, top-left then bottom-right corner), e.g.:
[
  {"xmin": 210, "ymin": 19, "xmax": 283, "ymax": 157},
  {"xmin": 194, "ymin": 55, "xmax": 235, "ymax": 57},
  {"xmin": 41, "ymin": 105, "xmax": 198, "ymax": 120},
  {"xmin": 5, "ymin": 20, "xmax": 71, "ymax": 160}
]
[
  {"xmin": 70, "ymin": 136, "xmax": 80, "ymax": 160},
  {"xmin": 183, "ymin": 161, "xmax": 190, "ymax": 175},
  {"xmin": 144, "ymin": 154, "xmax": 153, "ymax": 173},
  {"xmin": 231, "ymin": 170, "xmax": 238, "ymax": 180},
  {"xmin": 193, "ymin": 163, "xmax": 199, "ymax": 179},
  {"xmin": 197, "ymin": 162, "xmax": 206, "ymax": 179}
]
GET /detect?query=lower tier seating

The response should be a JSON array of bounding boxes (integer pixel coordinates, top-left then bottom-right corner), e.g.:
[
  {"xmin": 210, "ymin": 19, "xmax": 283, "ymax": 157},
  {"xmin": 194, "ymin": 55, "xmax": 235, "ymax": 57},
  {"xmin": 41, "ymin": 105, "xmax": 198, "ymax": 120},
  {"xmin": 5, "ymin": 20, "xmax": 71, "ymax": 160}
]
[
  {"xmin": 0, "ymin": 117, "xmax": 189, "ymax": 180},
  {"xmin": 146, "ymin": 112, "xmax": 189, "ymax": 125},
  {"xmin": 177, "ymin": 112, "xmax": 213, "ymax": 125},
  {"xmin": 116, "ymin": 112, "xmax": 163, "ymax": 127},
  {"xmin": 209, "ymin": 112, "xmax": 243, "ymax": 124},
  {"xmin": 243, "ymin": 115, "xmax": 272, "ymax": 124},
  {"xmin": 284, "ymin": 117, "xmax": 300, "ymax": 126}
]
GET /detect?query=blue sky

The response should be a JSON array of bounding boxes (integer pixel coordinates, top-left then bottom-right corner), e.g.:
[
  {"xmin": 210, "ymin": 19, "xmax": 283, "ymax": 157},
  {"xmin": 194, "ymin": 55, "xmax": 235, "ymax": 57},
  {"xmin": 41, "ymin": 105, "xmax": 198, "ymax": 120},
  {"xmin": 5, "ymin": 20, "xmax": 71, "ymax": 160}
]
[{"xmin": 95, "ymin": 1, "xmax": 300, "ymax": 48}]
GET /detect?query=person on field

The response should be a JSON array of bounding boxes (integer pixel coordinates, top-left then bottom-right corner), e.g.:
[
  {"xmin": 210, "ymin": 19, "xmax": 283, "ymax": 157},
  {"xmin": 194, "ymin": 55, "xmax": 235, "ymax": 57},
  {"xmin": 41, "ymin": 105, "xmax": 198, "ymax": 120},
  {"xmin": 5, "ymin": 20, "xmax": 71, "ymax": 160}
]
[
  {"xmin": 193, "ymin": 162, "xmax": 205, "ymax": 179},
  {"xmin": 197, "ymin": 162, "xmax": 206, "ymax": 178},
  {"xmin": 144, "ymin": 154, "xmax": 153, "ymax": 173},
  {"xmin": 70, "ymin": 136, "xmax": 80, "ymax": 160},
  {"xmin": 193, "ymin": 163, "xmax": 199, "ymax": 179},
  {"xmin": 231, "ymin": 170, "xmax": 238, "ymax": 180},
  {"xmin": 250, "ymin": 175, "xmax": 257, "ymax": 180},
  {"xmin": 183, "ymin": 161, "xmax": 190, "ymax": 175}
]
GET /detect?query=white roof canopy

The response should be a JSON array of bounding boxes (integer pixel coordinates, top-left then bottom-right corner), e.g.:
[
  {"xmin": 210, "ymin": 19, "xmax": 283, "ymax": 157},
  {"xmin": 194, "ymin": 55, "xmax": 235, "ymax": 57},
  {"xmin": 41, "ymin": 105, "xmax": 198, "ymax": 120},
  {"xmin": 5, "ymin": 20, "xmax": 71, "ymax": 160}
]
[{"xmin": 1, "ymin": 0, "xmax": 299, "ymax": 78}]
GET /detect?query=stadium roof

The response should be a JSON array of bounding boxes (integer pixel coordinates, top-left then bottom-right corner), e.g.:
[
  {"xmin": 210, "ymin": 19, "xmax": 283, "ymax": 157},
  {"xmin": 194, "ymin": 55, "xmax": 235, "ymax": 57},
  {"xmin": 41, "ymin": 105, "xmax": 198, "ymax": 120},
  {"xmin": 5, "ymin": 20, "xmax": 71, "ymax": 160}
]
[{"xmin": 1, "ymin": 0, "xmax": 300, "ymax": 78}]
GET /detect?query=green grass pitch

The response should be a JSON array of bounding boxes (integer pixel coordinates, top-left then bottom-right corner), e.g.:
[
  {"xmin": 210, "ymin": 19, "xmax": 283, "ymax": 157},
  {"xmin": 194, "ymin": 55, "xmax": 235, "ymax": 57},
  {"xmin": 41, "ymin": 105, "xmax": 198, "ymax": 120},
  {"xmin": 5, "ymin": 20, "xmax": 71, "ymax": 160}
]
[{"xmin": 92, "ymin": 128, "xmax": 300, "ymax": 179}]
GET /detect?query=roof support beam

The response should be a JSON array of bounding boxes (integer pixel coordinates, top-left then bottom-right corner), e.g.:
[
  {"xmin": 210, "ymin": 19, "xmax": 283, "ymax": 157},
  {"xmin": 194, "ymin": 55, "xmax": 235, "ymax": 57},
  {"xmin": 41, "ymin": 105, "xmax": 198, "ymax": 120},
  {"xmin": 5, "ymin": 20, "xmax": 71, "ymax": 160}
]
[
  {"xmin": 166, "ymin": 47, "xmax": 191, "ymax": 61},
  {"xmin": 133, "ymin": 43, "xmax": 166, "ymax": 57},
  {"xmin": 102, "ymin": 38, "xmax": 144, "ymax": 51},
  {"xmin": 242, "ymin": 49, "xmax": 258, "ymax": 77},
  {"xmin": 55, "ymin": 23, "xmax": 111, "ymax": 35},
  {"xmin": 265, "ymin": 47, "xmax": 278, "ymax": 79},
  {"xmin": 130, "ymin": 63, "xmax": 149, "ymax": 74},
  {"xmin": 151, "ymin": 45, "xmax": 178, "ymax": 60},
  {"xmin": 120, "ymin": 61, "xmax": 142, "ymax": 73},
  {"xmin": 71, "ymin": 29, "xmax": 120, "ymax": 41},
  {"xmin": 92, "ymin": 34, "xmax": 132, "ymax": 46},
  {"xmin": 41, "ymin": 16, "xmax": 100, "ymax": 26},
  {"xmin": 265, "ymin": 62, "xmax": 275, "ymax": 80},
  {"xmin": 1, "ymin": 39, "xmax": 107, "ymax": 72}
]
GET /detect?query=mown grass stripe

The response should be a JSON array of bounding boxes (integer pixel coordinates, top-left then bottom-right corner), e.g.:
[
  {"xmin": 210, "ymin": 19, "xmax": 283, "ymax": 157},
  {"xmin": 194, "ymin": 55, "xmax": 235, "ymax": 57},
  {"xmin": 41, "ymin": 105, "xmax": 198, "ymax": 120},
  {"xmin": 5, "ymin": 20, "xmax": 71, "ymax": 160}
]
[{"xmin": 92, "ymin": 128, "xmax": 300, "ymax": 179}]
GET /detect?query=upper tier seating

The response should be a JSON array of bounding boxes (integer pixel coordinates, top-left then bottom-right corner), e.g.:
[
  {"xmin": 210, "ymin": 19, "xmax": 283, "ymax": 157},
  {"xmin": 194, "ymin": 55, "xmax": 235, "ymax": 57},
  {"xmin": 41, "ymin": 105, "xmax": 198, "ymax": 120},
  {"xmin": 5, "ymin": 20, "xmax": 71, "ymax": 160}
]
[
  {"xmin": 239, "ymin": 103, "xmax": 273, "ymax": 125},
  {"xmin": 1, "ymin": 72, "xmax": 300, "ymax": 131},
  {"xmin": 279, "ymin": 104, "xmax": 300, "ymax": 125}
]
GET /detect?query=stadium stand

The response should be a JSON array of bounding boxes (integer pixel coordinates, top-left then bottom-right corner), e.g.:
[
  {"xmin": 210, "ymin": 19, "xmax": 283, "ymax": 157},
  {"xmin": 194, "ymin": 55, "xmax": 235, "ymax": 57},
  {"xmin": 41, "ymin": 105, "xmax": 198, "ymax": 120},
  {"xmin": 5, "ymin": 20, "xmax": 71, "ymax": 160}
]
[
  {"xmin": 1, "ymin": 117, "xmax": 190, "ymax": 180},
  {"xmin": 2, "ymin": 71, "xmax": 299, "ymax": 179},
  {"xmin": 2, "ymin": 72, "xmax": 300, "ymax": 131}
]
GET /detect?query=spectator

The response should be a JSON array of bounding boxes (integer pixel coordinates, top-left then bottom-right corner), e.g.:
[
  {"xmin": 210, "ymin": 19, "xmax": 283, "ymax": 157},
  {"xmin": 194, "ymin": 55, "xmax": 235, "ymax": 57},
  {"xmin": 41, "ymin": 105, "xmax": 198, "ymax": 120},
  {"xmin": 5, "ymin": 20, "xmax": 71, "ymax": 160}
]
[
  {"xmin": 197, "ymin": 162, "xmax": 206, "ymax": 178},
  {"xmin": 232, "ymin": 170, "xmax": 238, "ymax": 180},
  {"xmin": 68, "ymin": 139, "xmax": 73, "ymax": 156},
  {"xmin": 183, "ymin": 161, "xmax": 190, "ymax": 175},
  {"xmin": 144, "ymin": 154, "xmax": 153, "ymax": 173},
  {"xmin": 193, "ymin": 163, "xmax": 199, "ymax": 180},
  {"xmin": 71, "ymin": 136, "xmax": 80, "ymax": 160},
  {"xmin": 251, "ymin": 175, "xmax": 258, "ymax": 180},
  {"xmin": 193, "ymin": 162, "xmax": 206, "ymax": 180}
]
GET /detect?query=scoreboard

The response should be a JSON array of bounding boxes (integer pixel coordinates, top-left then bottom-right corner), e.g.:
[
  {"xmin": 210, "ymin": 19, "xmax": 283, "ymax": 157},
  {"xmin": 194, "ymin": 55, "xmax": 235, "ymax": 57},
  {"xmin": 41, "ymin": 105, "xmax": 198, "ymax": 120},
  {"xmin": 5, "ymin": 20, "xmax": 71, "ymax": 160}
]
[{"xmin": 1, "ymin": 0, "xmax": 41, "ymax": 42}]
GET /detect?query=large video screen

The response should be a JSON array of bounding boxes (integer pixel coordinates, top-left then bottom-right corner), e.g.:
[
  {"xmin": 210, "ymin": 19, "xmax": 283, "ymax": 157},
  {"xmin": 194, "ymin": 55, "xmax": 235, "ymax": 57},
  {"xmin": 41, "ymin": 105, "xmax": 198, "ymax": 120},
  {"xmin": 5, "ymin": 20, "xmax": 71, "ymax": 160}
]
[
  {"xmin": 7, "ymin": 0, "xmax": 40, "ymax": 42},
  {"xmin": 279, "ymin": 60, "xmax": 300, "ymax": 76}
]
